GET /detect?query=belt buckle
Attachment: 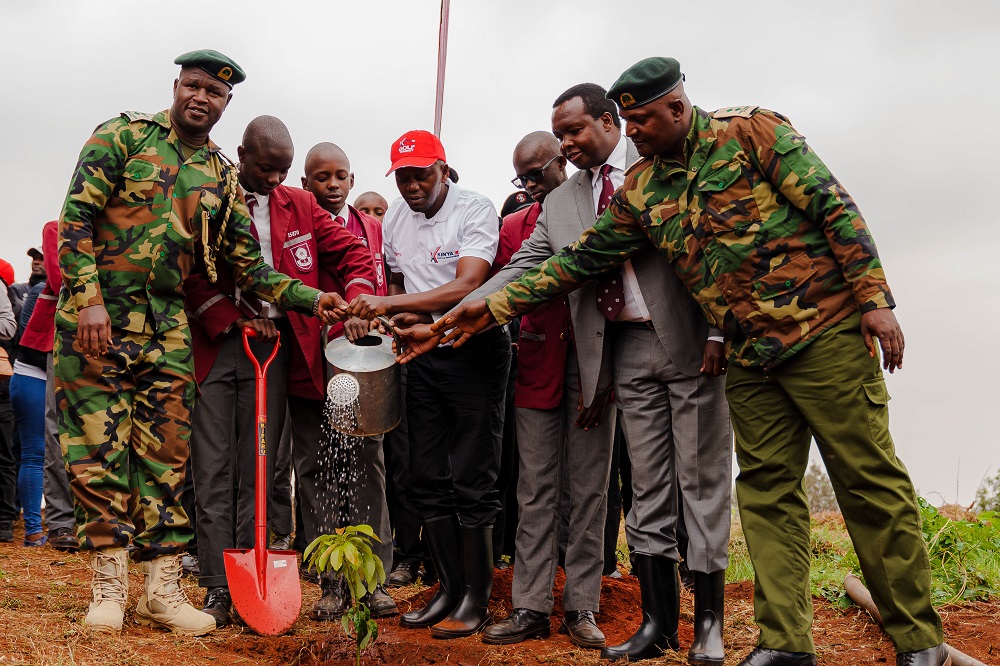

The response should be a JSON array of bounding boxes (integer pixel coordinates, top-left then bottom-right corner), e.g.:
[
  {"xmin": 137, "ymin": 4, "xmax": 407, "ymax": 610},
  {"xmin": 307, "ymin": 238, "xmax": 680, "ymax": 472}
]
[{"xmin": 643, "ymin": 320, "xmax": 655, "ymax": 331}]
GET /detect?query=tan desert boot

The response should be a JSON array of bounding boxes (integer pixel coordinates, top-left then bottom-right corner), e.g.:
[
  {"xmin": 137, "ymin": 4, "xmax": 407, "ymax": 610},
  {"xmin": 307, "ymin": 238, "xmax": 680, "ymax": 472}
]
[
  {"xmin": 83, "ymin": 547, "xmax": 129, "ymax": 633},
  {"xmin": 135, "ymin": 554, "xmax": 216, "ymax": 636}
]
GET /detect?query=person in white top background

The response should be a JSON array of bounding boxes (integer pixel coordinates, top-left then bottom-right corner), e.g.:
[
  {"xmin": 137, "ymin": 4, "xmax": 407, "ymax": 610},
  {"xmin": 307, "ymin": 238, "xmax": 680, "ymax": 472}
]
[{"xmin": 347, "ymin": 130, "xmax": 511, "ymax": 640}]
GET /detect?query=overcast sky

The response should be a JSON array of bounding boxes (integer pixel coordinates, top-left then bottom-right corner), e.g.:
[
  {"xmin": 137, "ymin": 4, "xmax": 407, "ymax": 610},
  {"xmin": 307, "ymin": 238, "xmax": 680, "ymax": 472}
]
[{"xmin": 2, "ymin": 0, "xmax": 997, "ymax": 504}]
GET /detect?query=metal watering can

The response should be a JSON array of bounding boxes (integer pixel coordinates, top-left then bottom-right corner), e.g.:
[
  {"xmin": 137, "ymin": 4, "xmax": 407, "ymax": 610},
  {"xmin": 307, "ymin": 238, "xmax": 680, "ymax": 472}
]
[{"xmin": 323, "ymin": 316, "xmax": 400, "ymax": 437}]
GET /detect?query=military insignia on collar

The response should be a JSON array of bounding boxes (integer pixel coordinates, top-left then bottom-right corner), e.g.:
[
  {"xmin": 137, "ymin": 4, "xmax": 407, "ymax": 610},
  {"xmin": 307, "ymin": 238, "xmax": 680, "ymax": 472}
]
[
  {"xmin": 620, "ymin": 92, "xmax": 637, "ymax": 108},
  {"xmin": 217, "ymin": 66, "xmax": 233, "ymax": 81}
]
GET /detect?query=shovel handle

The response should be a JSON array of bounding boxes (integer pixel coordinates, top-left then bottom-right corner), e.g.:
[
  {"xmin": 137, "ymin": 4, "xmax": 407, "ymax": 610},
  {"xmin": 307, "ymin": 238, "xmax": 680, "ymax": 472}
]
[
  {"xmin": 243, "ymin": 326, "xmax": 282, "ymax": 379},
  {"xmin": 242, "ymin": 327, "xmax": 281, "ymax": 564}
]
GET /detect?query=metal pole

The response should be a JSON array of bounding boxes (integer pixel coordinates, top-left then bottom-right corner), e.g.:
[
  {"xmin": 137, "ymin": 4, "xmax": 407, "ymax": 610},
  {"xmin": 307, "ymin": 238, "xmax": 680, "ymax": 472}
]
[{"xmin": 433, "ymin": 0, "xmax": 451, "ymax": 137}]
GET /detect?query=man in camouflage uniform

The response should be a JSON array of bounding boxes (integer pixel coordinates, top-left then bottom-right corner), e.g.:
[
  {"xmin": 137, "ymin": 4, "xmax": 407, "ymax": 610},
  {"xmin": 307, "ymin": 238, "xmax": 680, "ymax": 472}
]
[
  {"xmin": 55, "ymin": 49, "xmax": 346, "ymax": 636},
  {"xmin": 427, "ymin": 58, "xmax": 949, "ymax": 666}
]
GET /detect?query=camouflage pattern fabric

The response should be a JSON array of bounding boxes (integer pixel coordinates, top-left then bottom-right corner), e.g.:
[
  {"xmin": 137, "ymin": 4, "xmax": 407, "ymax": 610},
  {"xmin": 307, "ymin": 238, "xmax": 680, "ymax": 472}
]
[
  {"xmin": 487, "ymin": 107, "xmax": 894, "ymax": 369},
  {"xmin": 54, "ymin": 324, "xmax": 195, "ymax": 558},
  {"xmin": 57, "ymin": 109, "xmax": 320, "ymax": 335},
  {"xmin": 54, "ymin": 110, "xmax": 321, "ymax": 556}
]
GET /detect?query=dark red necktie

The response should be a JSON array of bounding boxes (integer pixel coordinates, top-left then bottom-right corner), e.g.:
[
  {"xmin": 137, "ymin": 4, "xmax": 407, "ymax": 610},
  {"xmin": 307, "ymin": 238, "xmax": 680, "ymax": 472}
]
[
  {"xmin": 246, "ymin": 195, "xmax": 260, "ymax": 241},
  {"xmin": 595, "ymin": 164, "xmax": 625, "ymax": 320}
]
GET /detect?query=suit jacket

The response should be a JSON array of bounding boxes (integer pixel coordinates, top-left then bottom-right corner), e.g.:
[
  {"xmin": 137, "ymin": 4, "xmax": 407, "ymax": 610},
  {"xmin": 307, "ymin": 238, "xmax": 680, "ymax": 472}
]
[
  {"xmin": 186, "ymin": 185, "xmax": 377, "ymax": 400},
  {"xmin": 493, "ymin": 202, "xmax": 572, "ymax": 410},
  {"xmin": 19, "ymin": 221, "xmax": 60, "ymax": 354},
  {"xmin": 469, "ymin": 140, "xmax": 718, "ymax": 404}
]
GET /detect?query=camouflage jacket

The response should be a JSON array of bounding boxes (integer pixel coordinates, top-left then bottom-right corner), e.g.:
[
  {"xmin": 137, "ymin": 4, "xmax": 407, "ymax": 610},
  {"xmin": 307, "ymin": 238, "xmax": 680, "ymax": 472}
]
[
  {"xmin": 57, "ymin": 110, "xmax": 320, "ymax": 334},
  {"xmin": 487, "ymin": 106, "xmax": 894, "ymax": 368}
]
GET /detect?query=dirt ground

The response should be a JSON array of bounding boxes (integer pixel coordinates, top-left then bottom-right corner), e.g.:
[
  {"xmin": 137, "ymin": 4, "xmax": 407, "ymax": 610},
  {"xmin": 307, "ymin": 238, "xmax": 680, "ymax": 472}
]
[{"xmin": 0, "ymin": 524, "xmax": 996, "ymax": 666}]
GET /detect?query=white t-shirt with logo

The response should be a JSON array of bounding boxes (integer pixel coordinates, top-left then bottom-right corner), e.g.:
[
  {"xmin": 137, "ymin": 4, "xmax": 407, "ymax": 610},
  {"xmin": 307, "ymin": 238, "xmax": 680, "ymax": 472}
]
[{"xmin": 382, "ymin": 184, "xmax": 499, "ymax": 305}]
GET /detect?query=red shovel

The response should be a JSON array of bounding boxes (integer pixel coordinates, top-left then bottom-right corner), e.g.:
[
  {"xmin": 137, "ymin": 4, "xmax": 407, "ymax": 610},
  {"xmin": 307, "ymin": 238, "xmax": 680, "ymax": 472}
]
[{"xmin": 224, "ymin": 327, "xmax": 302, "ymax": 635}]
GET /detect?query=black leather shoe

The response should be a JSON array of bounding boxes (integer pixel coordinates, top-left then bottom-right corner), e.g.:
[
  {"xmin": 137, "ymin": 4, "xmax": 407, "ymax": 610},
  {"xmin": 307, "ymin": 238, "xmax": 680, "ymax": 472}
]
[
  {"xmin": 363, "ymin": 585, "xmax": 398, "ymax": 618},
  {"xmin": 311, "ymin": 578, "xmax": 349, "ymax": 621},
  {"xmin": 0, "ymin": 521, "xmax": 12, "ymax": 543},
  {"xmin": 736, "ymin": 647, "xmax": 817, "ymax": 665},
  {"xmin": 560, "ymin": 610, "xmax": 605, "ymax": 648},
  {"xmin": 202, "ymin": 586, "xmax": 232, "ymax": 628},
  {"xmin": 387, "ymin": 560, "xmax": 419, "ymax": 587},
  {"xmin": 48, "ymin": 527, "xmax": 80, "ymax": 553},
  {"xmin": 689, "ymin": 570, "xmax": 725, "ymax": 665},
  {"xmin": 481, "ymin": 608, "xmax": 550, "ymax": 645},
  {"xmin": 299, "ymin": 562, "xmax": 319, "ymax": 585},
  {"xmin": 896, "ymin": 645, "xmax": 952, "ymax": 666}
]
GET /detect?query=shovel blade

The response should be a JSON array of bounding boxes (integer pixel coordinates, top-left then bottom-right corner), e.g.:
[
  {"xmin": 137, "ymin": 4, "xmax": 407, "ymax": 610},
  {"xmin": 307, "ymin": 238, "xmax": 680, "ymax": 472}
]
[{"xmin": 224, "ymin": 548, "xmax": 302, "ymax": 636}]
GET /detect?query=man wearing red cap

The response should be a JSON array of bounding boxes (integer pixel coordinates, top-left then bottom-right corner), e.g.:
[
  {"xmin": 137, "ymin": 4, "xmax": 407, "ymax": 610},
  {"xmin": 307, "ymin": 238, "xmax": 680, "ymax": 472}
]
[{"xmin": 347, "ymin": 130, "xmax": 510, "ymax": 639}]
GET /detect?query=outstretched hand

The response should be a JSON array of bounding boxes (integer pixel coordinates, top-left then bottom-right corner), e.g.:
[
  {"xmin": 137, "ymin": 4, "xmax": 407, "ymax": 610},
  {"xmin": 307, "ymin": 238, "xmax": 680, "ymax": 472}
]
[
  {"xmin": 317, "ymin": 292, "xmax": 349, "ymax": 324},
  {"xmin": 861, "ymin": 308, "xmax": 905, "ymax": 373},
  {"xmin": 393, "ymin": 323, "xmax": 444, "ymax": 364},
  {"xmin": 431, "ymin": 299, "xmax": 497, "ymax": 348},
  {"xmin": 346, "ymin": 294, "xmax": 392, "ymax": 320}
]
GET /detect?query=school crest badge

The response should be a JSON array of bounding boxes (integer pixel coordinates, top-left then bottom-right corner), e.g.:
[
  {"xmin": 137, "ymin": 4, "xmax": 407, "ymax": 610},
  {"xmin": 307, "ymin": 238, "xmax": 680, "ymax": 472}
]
[{"xmin": 289, "ymin": 240, "xmax": 314, "ymax": 271}]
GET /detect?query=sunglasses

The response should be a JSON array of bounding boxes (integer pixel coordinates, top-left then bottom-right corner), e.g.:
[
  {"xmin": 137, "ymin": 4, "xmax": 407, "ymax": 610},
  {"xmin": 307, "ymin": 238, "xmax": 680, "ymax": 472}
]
[{"xmin": 511, "ymin": 155, "xmax": 560, "ymax": 189}]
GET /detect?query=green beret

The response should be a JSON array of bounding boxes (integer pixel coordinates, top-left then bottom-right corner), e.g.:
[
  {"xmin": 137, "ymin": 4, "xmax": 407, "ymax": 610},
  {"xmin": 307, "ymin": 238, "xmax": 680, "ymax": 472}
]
[
  {"xmin": 607, "ymin": 57, "xmax": 684, "ymax": 111},
  {"xmin": 174, "ymin": 49, "xmax": 245, "ymax": 87}
]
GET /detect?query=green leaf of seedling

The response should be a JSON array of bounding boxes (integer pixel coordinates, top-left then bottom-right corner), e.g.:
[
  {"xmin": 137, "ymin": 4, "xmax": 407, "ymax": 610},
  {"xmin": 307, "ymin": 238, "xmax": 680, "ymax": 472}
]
[
  {"xmin": 345, "ymin": 543, "xmax": 359, "ymax": 566},
  {"xmin": 341, "ymin": 613, "xmax": 352, "ymax": 636},
  {"xmin": 353, "ymin": 524, "xmax": 376, "ymax": 539},
  {"xmin": 332, "ymin": 546, "xmax": 344, "ymax": 572}
]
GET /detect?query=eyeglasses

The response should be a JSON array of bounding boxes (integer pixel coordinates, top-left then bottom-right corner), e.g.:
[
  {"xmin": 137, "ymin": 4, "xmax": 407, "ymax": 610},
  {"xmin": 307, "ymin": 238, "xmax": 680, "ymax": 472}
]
[{"xmin": 511, "ymin": 155, "xmax": 560, "ymax": 189}]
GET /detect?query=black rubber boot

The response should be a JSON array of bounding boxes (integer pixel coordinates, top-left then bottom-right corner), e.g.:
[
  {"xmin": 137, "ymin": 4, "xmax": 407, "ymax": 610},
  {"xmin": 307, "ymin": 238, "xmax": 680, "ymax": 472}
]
[
  {"xmin": 400, "ymin": 515, "xmax": 463, "ymax": 628},
  {"xmin": 600, "ymin": 555, "xmax": 680, "ymax": 661},
  {"xmin": 431, "ymin": 526, "xmax": 493, "ymax": 638},
  {"xmin": 688, "ymin": 570, "xmax": 725, "ymax": 665}
]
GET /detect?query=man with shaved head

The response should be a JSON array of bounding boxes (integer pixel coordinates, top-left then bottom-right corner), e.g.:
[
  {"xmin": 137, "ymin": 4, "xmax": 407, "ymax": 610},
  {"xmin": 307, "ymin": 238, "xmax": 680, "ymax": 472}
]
[
  {"xmin": 354, "ymin": 191, "xmax": 389, "ymax": 221},
  {"xmin": 184, "ymin": 117, "xmax": 378, "ymax": 627},
  {"xmin": 479, "ymin": 129, "xmax": 619, "ymax": 648},
  {"xmin": 300, "ymin": 141, "xmax": 397, "ymax": 620}
]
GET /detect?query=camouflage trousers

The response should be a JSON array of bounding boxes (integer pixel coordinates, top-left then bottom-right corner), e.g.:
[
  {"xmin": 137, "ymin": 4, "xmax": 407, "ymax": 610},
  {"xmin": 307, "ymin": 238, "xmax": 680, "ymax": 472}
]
[{"xmin": 54, "ymin": 323, "xmax": 196, "ymax": 561}]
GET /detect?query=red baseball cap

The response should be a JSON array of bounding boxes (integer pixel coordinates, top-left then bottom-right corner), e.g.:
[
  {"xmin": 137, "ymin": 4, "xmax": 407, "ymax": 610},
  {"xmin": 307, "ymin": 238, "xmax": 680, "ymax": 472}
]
[
  {"xmin": 386, "ymin": 130, "xmax": 447, "ymax": 176},
  {"xmin": 0, "ymin": 258, "xmax": 14, "ymax": 287}
]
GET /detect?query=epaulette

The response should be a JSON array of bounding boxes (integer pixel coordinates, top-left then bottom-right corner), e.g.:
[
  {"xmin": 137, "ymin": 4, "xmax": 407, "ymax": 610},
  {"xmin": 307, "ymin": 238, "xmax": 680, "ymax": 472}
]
[
  {"xmin": 624, "ymin": 155, "xmax": 652, "ymax": 176},
  {"xmin": 120, "ymin": 110, "xmax": 156, "ymax": 123},
  {"xmin": 713, "ymin": 106, "xmax": 759, "ymax": 119}
]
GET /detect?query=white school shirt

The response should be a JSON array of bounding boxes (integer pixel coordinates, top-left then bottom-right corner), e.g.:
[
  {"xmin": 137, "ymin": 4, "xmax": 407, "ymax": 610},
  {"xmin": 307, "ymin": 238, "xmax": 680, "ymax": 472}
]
[{"xmin": 244, "ymin": 191, "xmax": 283, "ymax": 319}]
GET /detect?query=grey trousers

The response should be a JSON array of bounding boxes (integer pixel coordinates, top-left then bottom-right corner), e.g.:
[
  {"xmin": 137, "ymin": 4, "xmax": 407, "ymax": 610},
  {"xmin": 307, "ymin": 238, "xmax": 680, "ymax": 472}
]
[
  {"xmin": 613, "ymin": 325, "xmax": 732, "ymax": 573},
  {"xmin": 189, "ymin": 328, "xmax": 290, "ymax": 588},
  {"xmin": 512, "ymin": 348, "xmax": 616, "ymax": 613},
  {"xmin": 289, "ymin": 397, "xmax": 393, "ymax": 576},
  {"xmin": 44, "ymin": 354, "xmax": 75, "ymax": 531}
]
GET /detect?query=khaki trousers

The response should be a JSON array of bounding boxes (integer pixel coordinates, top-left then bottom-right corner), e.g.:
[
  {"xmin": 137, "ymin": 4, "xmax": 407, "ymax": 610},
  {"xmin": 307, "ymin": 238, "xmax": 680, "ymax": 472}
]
[{"xmin": 726, "ymin": 312, "xmax": 942, "ymax": 654}]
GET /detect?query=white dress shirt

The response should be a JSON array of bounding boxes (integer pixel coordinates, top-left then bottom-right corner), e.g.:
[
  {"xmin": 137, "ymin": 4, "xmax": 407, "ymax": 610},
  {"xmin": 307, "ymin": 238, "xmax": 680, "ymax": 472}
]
[{"xmin": 244, "ymin": 191, "xmax": 283, "ymax": 319}]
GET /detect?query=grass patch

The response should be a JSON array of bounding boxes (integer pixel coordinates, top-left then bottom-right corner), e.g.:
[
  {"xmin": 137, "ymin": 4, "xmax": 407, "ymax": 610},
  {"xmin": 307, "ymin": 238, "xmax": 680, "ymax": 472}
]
[{"xmin": 724, "ymin": 503, "xmax": 1000, "ymax": 608}]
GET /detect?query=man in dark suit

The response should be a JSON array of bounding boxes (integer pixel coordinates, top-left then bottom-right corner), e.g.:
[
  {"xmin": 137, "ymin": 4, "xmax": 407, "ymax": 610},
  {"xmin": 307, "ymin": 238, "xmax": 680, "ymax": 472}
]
[{"xmin": 184, "ymin": 116, "xmax": 378, "ymax": 627}]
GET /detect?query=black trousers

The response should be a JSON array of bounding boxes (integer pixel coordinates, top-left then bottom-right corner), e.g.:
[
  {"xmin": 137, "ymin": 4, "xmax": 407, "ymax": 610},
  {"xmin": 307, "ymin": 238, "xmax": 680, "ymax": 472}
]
[
  {"xmin": 384, "ymin": 364, "xmax": 426, "ymax": 566},
  {"xmin": 405, "ymin": 327, "xmax": 510, "ymax": 528}
]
